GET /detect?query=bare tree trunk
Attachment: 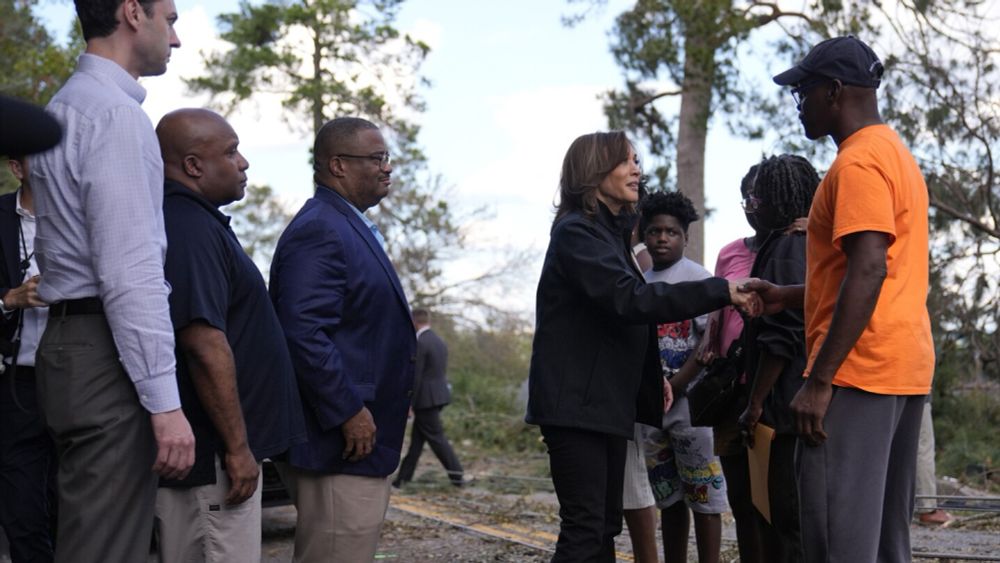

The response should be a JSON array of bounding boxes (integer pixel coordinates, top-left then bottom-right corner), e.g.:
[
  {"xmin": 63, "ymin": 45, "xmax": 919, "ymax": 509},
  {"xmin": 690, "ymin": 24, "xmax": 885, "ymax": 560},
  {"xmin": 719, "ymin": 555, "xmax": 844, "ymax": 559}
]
[
  {"xmin": 675, "ymin": 30, "xmax": 715, "ymax": 265},
  {"xmin": 312, "ymin": 26, "xmax": 323, "ymax": 137}
]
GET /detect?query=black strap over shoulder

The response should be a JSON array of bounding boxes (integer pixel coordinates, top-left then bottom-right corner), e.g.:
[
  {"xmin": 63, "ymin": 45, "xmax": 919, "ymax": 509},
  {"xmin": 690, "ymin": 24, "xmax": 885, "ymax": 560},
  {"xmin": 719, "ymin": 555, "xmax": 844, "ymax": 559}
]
[{"xmin": 686, "ymin": 331, "xmax": 746, "ymax": 427}]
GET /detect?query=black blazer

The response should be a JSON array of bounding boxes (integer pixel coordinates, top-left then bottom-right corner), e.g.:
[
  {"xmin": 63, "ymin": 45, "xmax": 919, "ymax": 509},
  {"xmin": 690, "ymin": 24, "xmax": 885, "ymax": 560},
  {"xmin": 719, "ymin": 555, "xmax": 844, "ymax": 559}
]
[
  {"xmin": 0, "ymin": 192, "xmax": 24, "ymax": 353},
  {"xmin": 526, "ymin": 203, "xmax": 731, "ymax": 439},
  {"xmin": 413, "ymin": 328, "xmax": 451, "ymax": 409}
]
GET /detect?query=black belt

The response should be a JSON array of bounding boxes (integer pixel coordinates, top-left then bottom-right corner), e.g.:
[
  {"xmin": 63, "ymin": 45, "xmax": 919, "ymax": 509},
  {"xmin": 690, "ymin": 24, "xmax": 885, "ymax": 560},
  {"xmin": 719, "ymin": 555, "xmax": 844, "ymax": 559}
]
[
  {"xmin": 50, "ymin": 297, "xmax": 104, "ymax": 316},
  {"xmin": 3, "ymin": 365, "xmax": 35, "ymax": 377}
]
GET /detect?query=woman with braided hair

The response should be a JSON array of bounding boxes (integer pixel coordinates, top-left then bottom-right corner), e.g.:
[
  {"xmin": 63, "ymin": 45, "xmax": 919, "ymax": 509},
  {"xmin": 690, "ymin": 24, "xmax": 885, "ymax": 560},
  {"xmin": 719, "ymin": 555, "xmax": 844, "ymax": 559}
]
[{"xmin": 738, "ymin": 154, "xmax": 820, "ymax": 563}]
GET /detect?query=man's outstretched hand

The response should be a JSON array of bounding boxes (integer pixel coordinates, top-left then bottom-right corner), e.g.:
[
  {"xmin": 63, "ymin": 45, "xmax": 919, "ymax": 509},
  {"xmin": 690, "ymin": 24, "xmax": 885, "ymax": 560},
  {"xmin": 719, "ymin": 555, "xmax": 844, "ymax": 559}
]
[
  {"xmin": 729, "ymin": 278, "xmax": 763, "ymax": 317},
  {"xmin": 739, "ymin": 279, "xmax": 788, "ymax": 316}
]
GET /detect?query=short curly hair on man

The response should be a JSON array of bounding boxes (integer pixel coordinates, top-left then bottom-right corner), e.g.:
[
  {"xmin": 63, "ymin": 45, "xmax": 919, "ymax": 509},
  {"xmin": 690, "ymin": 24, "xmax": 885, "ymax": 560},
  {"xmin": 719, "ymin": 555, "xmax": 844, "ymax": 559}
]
[{"xmin": 638, "ymin": 190, "xmax": 700, "ymax": 234}]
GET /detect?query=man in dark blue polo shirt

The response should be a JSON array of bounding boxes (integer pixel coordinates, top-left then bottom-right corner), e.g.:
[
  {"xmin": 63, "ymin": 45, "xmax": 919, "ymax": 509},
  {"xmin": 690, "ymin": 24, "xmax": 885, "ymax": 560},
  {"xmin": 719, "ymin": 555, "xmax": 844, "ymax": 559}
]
[{"xmin": 153, "ymin": 108, "xmax": 306, "ymax": 563}]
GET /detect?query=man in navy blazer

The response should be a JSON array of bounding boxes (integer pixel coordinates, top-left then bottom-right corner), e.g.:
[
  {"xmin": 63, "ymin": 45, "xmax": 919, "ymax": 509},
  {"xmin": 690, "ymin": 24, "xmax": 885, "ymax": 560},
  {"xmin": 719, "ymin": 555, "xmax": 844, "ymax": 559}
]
[{"xmin": 270, "ymin": 116, "xmax": 415, "ymax": 562}]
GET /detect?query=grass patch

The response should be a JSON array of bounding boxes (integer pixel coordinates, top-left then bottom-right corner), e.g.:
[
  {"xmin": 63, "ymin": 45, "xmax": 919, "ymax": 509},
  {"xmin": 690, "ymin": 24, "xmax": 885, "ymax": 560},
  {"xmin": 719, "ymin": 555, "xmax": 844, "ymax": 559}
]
[{"xmin": 935, "ymin": 389, "xmax": 1000, "ymax": 490}]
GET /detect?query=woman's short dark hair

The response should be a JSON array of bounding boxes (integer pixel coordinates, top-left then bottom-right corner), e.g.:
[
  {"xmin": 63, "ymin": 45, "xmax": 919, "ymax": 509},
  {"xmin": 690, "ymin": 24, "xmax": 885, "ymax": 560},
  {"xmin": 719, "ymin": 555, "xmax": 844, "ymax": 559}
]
[
  {"xmin": 75, "ymin": 0, "xmax": 157, "ymax": 41},
  {"xmin": 749, "ymin": 154, "xmax": 820, "ymax": 227},
  {"xmin": 638, "ymin": 191, "xmax": 699, "ymax": 234},
  {"xmin": 554, "ymin": 131, "xmax": 632, "ymax": 222}
]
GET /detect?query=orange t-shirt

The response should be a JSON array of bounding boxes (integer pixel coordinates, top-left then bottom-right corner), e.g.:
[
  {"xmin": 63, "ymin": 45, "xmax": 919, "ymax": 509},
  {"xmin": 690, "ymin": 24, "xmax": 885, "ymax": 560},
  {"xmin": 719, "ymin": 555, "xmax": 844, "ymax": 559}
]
[{"xmin": 804, "ymin": 124, "xmax": 934, "ymax": 395}]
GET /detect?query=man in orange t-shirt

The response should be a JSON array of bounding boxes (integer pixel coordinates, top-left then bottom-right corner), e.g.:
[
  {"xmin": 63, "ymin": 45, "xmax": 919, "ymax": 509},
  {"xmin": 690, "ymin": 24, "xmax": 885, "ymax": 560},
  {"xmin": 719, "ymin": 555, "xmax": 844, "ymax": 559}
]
[{"xmin": 747, "ymin": 36, "xmax": 934, "ymax": 563}]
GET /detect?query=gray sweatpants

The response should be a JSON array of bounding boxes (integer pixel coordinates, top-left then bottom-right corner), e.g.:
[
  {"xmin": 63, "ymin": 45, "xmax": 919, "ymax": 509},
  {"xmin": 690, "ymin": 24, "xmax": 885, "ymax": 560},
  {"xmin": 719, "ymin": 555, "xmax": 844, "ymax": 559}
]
[{"xmin": 795, "ymin": 386, "xmax": 925, "ymax": 563}]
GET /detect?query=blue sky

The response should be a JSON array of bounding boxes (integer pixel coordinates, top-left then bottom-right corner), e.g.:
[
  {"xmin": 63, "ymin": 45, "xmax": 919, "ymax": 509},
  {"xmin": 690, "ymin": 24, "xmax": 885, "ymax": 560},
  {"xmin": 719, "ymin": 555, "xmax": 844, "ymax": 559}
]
[{"xmin": 40, "ymin": 0, "xmax": 797, "ymax": 314}]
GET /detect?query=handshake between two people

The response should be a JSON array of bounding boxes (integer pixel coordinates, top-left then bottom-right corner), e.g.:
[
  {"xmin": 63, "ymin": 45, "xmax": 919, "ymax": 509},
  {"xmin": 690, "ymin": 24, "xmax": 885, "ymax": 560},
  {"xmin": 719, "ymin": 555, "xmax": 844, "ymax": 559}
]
[{"xmin": 726, "ymin": 278, "xmax": 791, "ymax": 318}]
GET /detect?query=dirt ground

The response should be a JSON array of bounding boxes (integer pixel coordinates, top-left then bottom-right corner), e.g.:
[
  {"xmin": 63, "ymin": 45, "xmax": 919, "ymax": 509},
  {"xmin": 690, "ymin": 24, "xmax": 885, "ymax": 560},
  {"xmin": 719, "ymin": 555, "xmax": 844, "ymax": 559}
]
[
  {"xmin": 254, "ymin": 450, "xmax": 999, "ymax": 562},
  {"xmin": 3, "ymin": 449, "xmax": 996, "ymax": 562}
]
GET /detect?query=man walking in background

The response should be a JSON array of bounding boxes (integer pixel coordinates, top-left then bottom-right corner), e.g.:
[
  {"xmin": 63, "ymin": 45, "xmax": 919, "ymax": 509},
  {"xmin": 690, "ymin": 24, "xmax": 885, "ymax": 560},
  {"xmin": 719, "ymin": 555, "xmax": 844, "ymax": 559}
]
[
  {"xmin": 394, "ymin": 308, "xmax": 465, "ymax": 488},
  {"xmin": 29, "ymin": 1, "xmax": 195, "ymax": 560}
]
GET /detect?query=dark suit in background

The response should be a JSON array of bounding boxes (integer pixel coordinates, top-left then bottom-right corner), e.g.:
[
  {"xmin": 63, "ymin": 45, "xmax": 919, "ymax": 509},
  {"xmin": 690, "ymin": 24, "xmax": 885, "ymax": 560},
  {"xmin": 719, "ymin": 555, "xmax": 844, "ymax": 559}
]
[
  {"xmin": 395, "ymin": 324, "xmax": 464, "ymax": 487},
  {"xmin": 0, "ymin": 186, "xmax": 56, "ymax": 562},
  {"xmin": 0, "ymin": 192, "xmax": 24, "ymax": 349}
]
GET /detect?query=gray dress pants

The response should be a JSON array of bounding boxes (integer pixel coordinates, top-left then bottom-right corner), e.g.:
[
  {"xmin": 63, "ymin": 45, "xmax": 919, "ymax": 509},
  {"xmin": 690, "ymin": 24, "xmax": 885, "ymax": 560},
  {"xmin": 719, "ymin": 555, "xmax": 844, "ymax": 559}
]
[{"xmin": 36, "ymin": 311, "xmax": 157, "ymax": 563}]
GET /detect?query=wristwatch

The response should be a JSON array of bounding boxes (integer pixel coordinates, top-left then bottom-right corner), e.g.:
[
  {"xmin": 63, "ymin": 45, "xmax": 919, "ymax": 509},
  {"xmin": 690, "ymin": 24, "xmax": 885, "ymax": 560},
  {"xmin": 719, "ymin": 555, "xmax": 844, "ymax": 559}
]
[{"xmin": 0, "ymin": 294, "xmax": 13, "ymax": 315}]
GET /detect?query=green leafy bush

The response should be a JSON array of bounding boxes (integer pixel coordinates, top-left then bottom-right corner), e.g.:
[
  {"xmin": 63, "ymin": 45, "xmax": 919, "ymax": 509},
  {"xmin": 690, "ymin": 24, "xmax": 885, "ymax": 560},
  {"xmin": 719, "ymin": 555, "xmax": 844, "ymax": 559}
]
[{"xmin": 438, "ymin": 320, "xmax": 545, "ymax": 456}]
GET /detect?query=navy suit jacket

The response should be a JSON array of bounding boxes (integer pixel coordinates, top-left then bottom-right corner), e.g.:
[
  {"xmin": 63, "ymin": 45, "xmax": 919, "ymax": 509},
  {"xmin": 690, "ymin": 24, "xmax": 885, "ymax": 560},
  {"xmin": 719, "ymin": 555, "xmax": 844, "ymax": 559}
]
[
  {"xmin": 0, "ymin": 192, "xmax": 24, "ymax": 351},
  {"xmin": 270, "ymin": 185, "xmax": 415, "ymax": 477}
]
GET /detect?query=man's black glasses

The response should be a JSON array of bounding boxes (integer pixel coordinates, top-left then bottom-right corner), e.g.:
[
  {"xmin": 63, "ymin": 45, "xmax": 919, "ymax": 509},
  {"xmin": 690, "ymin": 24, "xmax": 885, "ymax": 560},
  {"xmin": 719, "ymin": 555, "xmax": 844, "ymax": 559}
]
[
  {"xmin": 336, "ymin": 152, "xmax": 391, "ymax": 171},
  {"xmin": 790, "ymin": 76, "xmax": 830, "ymax": 107}
]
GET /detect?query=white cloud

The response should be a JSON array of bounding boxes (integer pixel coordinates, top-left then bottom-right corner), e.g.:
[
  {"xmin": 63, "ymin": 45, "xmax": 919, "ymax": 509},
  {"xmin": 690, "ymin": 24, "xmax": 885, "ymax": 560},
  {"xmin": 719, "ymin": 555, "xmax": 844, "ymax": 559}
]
[
  {"xmin": 146, "ymin": 6, "xmax": 310, "ymax": 147},
  {"xmin": 407, "ymin": 18, "xmax": 444, "ymax": 50},
  {"xmin": 458, "ymin": 85, "xmax": 610, "ymax": 246},
  {"xmin": 425, "ymin": 84, "xmax": 614, "ymax": 315}
]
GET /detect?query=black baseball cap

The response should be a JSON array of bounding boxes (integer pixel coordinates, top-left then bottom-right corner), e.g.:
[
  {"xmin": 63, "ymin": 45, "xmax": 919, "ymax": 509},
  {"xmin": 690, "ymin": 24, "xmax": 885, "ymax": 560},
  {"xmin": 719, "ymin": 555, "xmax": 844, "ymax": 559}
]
[{"xmin": 773, "ymin": 35, "xmax": 884, "ymax": 89}]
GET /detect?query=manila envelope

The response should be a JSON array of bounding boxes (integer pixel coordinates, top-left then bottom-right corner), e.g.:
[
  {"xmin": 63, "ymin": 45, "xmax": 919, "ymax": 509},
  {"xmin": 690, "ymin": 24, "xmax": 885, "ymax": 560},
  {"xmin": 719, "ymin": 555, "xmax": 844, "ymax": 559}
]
[{"xmin": 748, "ymin": 423, "xmax": 776, "ymax": 523}]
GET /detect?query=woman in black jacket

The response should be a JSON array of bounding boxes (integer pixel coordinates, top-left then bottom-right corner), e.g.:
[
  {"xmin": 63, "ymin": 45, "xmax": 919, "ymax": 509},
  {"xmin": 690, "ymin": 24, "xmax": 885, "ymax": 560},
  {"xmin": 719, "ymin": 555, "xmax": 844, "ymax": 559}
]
[{"xmin": 526, "ymin": 131, "xmax": 759, "ymax": 562}]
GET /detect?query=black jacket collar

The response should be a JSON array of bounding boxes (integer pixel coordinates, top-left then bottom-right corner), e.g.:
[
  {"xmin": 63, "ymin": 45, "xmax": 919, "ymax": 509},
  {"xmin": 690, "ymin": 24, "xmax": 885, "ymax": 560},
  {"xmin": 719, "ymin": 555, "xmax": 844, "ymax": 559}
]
[{"xmin": 595, "ymin": 201, "xmax": 638, "ymax": 243}]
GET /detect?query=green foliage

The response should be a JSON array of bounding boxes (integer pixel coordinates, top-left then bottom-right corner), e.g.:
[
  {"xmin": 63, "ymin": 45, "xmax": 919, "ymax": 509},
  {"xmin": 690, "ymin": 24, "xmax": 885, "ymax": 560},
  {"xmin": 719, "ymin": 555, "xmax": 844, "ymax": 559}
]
[
  {"xmin": 933, "ymin": 387, "xmax": 1000, "ymax": 486},
  {"xmin": 0, "ymin": 0, "xmax": 79, "ymax": 105},
  {"xmin": 587, "ymin": 0, "xmax": 822, "ymax": 261},
  {"xmin": 794, "ymin": 0, "xmax": 1000, "ymax": 383},
  {"xmin": 435, "ymin": 317, "xmax": 544, "ymax": 456},
  {"xmin": 597, "ymin": 0, "xmax": 999, "ymax": 480},
  {"xmin": 0, "ymin": 0, "xmax": 81, "ymax": 193},
  {"xmin": 189, "ymin": 1, "xmax": 520, "ymax": 317},
  {"xmin": 371, "ymin": 173, "xmax": 461, "ymax": 305},
  {"xmin": 600, "ymin": 0, "xmax": 822, "ymax": 173},
  {"xmin": 770, "ymin": 0, "xmax": 1000, "ymax": 477},
  {"xmin": 186, "ymin": 0, "xmax": 429, "ymax": 138},
  {"xmin": 878, "ymin": 7, "xmax": 999, "ymax": 384},
  {"xmin": 930, "ymin": 309, "xmax": 999, "ymax": 486}
]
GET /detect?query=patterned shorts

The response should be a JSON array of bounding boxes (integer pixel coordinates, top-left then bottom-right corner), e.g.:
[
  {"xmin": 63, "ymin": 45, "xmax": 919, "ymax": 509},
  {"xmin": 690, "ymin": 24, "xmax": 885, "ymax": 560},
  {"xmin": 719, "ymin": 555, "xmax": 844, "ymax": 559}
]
[{"xmin": 641, "ymin": 396, "xmax": 729, "ymax": 513}]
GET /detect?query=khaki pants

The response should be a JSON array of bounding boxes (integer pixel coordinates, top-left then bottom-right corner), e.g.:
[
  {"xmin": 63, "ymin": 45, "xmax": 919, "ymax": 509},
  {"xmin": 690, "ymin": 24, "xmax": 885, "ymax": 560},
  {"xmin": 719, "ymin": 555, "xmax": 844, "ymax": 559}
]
[
  {"xmin": 155, "ymin": 456, "xmax": 263, "ymax": 563},
  {"xmin": 280, "ymin": 464, "xmax": 391, "ymax": 563}
]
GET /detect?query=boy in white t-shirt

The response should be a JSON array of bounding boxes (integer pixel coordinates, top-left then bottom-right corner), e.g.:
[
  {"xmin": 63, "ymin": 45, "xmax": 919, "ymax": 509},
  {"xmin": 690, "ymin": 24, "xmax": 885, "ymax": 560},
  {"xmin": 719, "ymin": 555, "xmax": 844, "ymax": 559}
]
[{"xmin": 639, "ymin": 191, "xmax": 727, "ymax": 563}]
